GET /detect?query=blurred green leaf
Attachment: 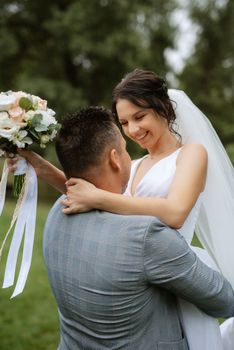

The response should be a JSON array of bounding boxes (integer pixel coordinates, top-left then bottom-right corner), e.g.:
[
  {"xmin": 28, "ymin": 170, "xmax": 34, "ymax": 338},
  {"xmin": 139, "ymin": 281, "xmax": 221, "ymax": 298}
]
[
  {"xmin": 31, "ymin": 113, "xmax": 43, "ymax": 128},
  {"xmin": 19, "ymin": 97, "xmax": 33, "ymax": 111}
]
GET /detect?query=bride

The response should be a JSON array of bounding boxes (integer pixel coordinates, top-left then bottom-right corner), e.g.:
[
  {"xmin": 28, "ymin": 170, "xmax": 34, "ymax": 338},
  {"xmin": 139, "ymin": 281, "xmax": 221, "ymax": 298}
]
[
  {"xmin": 58, "ymin": 69, "xmax": 234, "ymax": 350},
  {"xmin": 9, "ymin": 69, "xmax": 234, "ymax": 349}
]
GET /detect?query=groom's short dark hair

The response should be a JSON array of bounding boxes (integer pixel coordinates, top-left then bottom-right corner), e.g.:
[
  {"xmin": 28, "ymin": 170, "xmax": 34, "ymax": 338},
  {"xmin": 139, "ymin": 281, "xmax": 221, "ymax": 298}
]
[{"xmin": 55, "ymin": 106, "xmax": 121, "ymax": 178}]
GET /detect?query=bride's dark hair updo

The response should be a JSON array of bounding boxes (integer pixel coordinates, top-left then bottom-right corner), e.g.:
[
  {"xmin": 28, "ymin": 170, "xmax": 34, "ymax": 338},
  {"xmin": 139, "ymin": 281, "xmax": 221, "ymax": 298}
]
[{"xmin": 112, "ymin": 69, "xmax": 178, "ymax": 136}]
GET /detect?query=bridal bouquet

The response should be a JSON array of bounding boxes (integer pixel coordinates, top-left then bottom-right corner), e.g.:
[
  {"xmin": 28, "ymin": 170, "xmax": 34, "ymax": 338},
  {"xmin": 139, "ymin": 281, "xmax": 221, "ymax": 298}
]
[
  {"xmin": 0, "ymin": 91, "xmax": 60, "ymax": 196},
  {"xmin": 0, "ymin": 91, "xmax": 60, "ymax": 298}
]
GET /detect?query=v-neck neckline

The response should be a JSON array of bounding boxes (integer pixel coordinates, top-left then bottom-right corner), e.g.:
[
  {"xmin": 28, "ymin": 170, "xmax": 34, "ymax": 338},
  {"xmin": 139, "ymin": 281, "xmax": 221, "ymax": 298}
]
[{"xmin": 130, "ymin": 147, "xmax": 182, "ymax": 196}]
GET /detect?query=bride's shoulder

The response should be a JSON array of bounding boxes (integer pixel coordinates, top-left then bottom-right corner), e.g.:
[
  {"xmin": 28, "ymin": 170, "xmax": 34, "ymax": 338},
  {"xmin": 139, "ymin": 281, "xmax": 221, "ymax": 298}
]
[
  {"xmin": 181, "ymin": 143, "xmax": 207, "ymax": 153},
  {"xmin": 178, "ymin": 143, "xmax": 208, "ymax": 163}
]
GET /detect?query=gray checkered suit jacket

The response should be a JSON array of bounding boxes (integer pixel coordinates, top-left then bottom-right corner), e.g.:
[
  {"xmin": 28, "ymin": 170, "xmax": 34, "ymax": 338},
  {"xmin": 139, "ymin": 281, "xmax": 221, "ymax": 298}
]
[{"xmin": 43, "ymin": 197, "xmax": 234, "ymax": 350}]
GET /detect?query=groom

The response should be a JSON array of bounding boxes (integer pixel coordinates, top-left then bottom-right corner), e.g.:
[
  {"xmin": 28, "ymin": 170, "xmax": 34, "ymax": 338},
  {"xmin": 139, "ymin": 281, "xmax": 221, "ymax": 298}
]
[{"xmin": 43, "ymin": 106, "xmax": 234, "ymax": 350}]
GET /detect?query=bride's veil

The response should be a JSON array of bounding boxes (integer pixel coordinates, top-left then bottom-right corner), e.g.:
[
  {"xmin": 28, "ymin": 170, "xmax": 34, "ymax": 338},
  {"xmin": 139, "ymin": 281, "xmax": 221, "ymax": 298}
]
[{"xmin": 168, "ymin": 89, "xmax": 234, "ymax": 288}]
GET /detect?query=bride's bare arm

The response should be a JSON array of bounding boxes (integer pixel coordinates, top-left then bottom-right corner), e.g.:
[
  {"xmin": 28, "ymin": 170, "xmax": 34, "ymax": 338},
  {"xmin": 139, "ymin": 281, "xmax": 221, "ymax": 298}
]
[
  {"xmin": 63, "ymin": 144, "xmax": 207, "ymax": 229},
  {"xmin": 8, "ymin": 149, "xmax": 67, "ymax": 193}
]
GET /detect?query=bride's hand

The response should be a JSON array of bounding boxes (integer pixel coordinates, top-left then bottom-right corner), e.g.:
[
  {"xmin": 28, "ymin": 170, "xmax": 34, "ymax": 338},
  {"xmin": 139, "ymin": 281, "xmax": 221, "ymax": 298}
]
[
  {"xmin": 6, "ymin": 152, "xmax": 18, "ymax": 173},
  {"xmin": 62, "ymin": 178, "xmax": 100, "ymax": 214},
  {"xmin": 6, "ymin": 149, "xmax": 46, "ymax": 176}
]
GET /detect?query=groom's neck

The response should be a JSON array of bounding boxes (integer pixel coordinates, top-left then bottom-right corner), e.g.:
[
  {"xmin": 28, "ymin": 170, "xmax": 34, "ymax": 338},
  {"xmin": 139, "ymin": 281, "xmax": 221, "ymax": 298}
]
[
  {"xmin": 92, "ymin": 176, "xmax": 123, "ymax": 194},
  {"xmin": 83, "ymin": 168, "xmax": 123, "ymax": 194}
]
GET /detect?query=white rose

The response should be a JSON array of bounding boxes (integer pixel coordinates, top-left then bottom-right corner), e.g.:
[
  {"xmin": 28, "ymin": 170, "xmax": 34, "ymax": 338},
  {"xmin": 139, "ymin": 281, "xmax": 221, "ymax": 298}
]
[
  {"xmin": 0, "ymin": 113, "xmax": 27, "ymax": 130},
  {"xmin": 0, "ymin": 118, "xmax": 12, "ymax": 129},
  {"xmin": 47, "ymin": 108, "xmax": 55, "ymax": 117},
  {"xmin": 24, "ymin": 110, "xmax": 35, "ymax": 121},
  {"xmin": 0, "ymin": 125, "xmax": 21, "ymax": 140},
  {"xmin": 31, "ymin": 95, "xmax": 40, "ymax": 105},
  {"xmin": 0, "ymin": 112, "xmax": 13, "ymax": 130},
  {"xmin": 0, "ymin": 119, "xmax": 14, "ymax": 129},
  {"xmin": 0, "ymin": 149, "xmax": 5, "ymax": 157},
  {"xmin": 13, "ymin": 91, "xmax": 28, "ymax": 102},
  {"xmin": 0, "ymin": 94, "xmax": 16, "ymax": 111},
  {"xmin": 0, "ymin": 111, "xmax": 10, "ymax": 121},
  {"xmin": 31, "ymin": 95, "xmax": 48, "ymax": 110},
  {"xmin": 34, "ymin": 110, "xmax": 57, "ymax": 132}
]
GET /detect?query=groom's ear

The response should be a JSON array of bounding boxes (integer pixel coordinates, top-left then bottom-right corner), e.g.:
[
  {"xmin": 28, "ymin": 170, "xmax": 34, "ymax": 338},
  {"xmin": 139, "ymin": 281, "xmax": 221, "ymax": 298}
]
[{"xmin": 109, "ymin": 148, "xmax": 121, "ymax": 171}]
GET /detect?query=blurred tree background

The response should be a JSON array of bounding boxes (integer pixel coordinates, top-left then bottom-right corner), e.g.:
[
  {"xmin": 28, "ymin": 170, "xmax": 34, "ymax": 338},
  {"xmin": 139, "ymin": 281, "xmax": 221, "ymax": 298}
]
[
  {"xmin": 0, "ymin": 1, "xmax": 233, "ymax": 348},
  {"xmin": 179, "ymin": 0, "xmax": 234, "ymax": 159},
  {"xmin": 0, "ymin": 0, "xmax": 233, "ymax": 188}
]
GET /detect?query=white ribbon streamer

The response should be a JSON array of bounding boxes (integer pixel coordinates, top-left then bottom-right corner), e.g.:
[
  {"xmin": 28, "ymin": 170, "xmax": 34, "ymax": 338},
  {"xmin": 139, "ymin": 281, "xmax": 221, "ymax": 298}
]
[
  {"xmin": 0, "ymin": 158, "xmax": 38, "ymax": 298},
  {"xmin": 14, "ymin": 157, "xmax": 28, "ymax": 176},
  {"xmin": 0, "ymin": 160, "xmax": 9, "ymax": 215}
]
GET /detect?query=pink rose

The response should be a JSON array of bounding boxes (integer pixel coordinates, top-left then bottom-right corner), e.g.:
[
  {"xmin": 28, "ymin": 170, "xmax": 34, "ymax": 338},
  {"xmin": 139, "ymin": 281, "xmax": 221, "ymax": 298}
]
[
  {"xmin": 8, "ymin": 106, "xmax": 24, "ymax": 122},
  {"xmin": 38, "ymin": 98, "xmax": 47, "ymax": 110}
]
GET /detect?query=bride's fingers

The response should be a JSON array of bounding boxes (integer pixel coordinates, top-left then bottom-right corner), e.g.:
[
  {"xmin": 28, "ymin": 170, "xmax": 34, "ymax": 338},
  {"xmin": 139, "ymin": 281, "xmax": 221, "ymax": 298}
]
[
  {"xmin": 5, "ymin": 152, "xmax": 16, "ymax": 158},
  {"xmin": 62, "ymin": 204, "xmax": 89, "ymax": 214},
  {"xmin": 6, "ymin": 158, "xmax": 17, "ymax": 166},
  {"xmin": 61, "ymin": 197, "xmax": 70, "ymax": 206},
  {"xmin": 65, "ymin": 178, "xmax": 81, "ymax": 187},
  {"xmin": 61, "ymin": 197, "xmax": 79, "ymax": 208},
  {"xmin": 61, "ymin": 198, "xmax": 81, "ymax": 214},
  {"xmin": 62, "ymin": 206, "xmax": 75, "ymax": 214},
  {"xmin": 8, "ymin": 164, "xmax": 17, "ymax": 172},
  {"xmin": 61, "ymin": 196, "xmax": 88, "ymax": 214},
  {"xmin": 6, "ymin": 155, "xmax": 18, "ymax": 172}
]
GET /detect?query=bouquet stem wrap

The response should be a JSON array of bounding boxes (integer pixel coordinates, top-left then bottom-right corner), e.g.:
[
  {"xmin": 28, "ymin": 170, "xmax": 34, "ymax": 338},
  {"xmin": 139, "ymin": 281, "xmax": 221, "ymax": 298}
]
[
  {"xmin": 13, "ymin": 157, "xmax": 28, "ymax": 197},
  {"xmin": 0, "ymin": 158, "xmax": 38, "ymax": 298},
  {"xmin": 13, "ymin": 175, "xmax": 25, "ymax": 198}
]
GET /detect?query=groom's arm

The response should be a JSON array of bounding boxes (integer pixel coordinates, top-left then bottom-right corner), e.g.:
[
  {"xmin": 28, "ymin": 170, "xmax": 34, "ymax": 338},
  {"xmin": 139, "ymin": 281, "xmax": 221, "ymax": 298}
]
[{"xmin": 143, "ymin": 220, "xmax": 234, "ymax": 318}]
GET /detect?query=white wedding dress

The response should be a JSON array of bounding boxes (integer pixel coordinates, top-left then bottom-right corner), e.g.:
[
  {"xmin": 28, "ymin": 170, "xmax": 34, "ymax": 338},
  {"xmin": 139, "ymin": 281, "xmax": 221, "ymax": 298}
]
[{"xmin": 124, "ymin": 147, "xmax": 224, "ymax": 350}]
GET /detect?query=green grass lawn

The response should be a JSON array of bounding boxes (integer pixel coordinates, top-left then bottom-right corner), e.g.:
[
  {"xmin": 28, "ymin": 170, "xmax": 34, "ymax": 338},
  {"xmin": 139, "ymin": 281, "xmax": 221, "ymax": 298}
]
[{"xmin": 0, "ymin": 200, "xmax": 59, "ymax": 350}]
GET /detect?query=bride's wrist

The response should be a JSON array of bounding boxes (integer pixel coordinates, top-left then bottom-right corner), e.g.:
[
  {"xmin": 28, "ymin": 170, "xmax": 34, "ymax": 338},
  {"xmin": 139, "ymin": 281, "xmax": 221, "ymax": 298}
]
[
  {"xmin": 36, "ymin": 158, "xmax": 52, "ymax": 178},
  {"xmin": 94, "ymin": 188, "xmax": 108, "ymax": 210}
]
